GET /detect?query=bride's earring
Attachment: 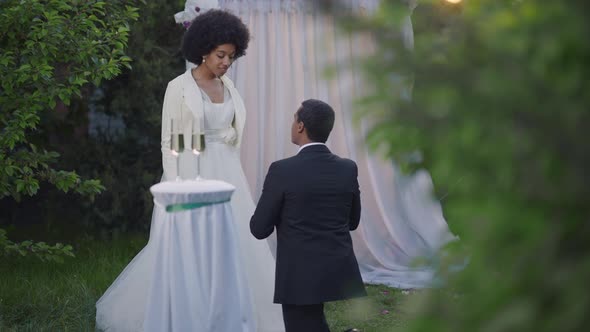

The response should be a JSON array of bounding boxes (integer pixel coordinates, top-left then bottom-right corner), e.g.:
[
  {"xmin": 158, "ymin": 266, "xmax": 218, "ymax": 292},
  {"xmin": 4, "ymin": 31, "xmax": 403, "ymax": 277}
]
[{"xmin": 202, "ymin": 57, "xmax": 206, "ymax": 63}]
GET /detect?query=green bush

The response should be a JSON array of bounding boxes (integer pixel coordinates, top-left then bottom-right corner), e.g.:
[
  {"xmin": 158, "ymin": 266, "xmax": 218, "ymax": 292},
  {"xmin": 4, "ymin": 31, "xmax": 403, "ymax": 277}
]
[
  {"xmin": 0, "ymin": 0, "xmax": 186, "ymax": 237},
  {"xmin": 0, "ymin": 0, "xmax": 142, "ymax": 257}
]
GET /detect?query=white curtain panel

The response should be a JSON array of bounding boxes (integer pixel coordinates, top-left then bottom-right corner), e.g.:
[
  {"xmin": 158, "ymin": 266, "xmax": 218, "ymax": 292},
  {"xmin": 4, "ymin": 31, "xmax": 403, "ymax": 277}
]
[{"xmin": 212, "ymin": 0, "xmax": 457, "ymax": 288}]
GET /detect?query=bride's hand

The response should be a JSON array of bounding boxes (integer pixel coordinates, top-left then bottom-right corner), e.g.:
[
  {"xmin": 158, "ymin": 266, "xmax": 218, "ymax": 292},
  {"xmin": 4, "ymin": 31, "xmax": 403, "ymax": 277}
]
[{"xmin": 222, "ymin": 127, "xmax": 237, "ymax": 145}]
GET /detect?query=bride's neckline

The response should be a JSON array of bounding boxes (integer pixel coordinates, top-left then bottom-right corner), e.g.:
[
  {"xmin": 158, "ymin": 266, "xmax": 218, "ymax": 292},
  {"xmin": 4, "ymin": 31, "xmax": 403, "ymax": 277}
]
[
  {"xmin": 191, "ymin": 68, "xmax": 225, "ymax": 104},
  {"xmin": 199, "ymin": 86, "xmax": 227, "ymax": 106}
]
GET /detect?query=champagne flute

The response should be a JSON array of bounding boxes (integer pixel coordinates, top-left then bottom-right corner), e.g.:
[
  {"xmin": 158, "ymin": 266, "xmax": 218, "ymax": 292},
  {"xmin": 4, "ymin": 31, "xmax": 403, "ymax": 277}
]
[
  {"xmin": 170, "ymin": 119, "xmax": 184, "ymax": 181},
  {"xmin": 191, "ymin": 132, "xmax": 205, "ymax": 181}
]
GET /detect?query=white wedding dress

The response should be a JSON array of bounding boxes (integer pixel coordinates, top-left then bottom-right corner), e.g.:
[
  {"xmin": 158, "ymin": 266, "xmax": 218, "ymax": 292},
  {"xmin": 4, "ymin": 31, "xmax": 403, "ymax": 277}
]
[{"xmin": 95, "ymin": 84, "xmax": 284, "ymax": 332}]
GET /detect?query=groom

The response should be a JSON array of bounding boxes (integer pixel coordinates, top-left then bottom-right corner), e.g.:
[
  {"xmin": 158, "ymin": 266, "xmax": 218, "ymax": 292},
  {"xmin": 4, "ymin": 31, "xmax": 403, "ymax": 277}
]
[{"xmin": 250, "ymin": 99, "xmax": 366, "ymax": 332}]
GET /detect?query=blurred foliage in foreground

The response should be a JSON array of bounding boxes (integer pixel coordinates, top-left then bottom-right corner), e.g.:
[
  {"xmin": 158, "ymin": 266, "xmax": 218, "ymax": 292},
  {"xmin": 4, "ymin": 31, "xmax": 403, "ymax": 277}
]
[{"xmin": 337, "ymin": 0, "xmax": 590, "ymax": 331}]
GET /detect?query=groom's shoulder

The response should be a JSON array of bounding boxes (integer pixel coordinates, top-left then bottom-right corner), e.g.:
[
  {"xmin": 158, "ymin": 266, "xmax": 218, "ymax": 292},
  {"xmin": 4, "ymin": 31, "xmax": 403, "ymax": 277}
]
[
  {"xmin": 325, "ymin": 150, "xmax": 356, "ymax": 166},
  {"xmin": 339, "ymin": 156, "xmax": 357, "ymax": 167},
  {"xmin": 267, "ymin": 155, "xmax": 303, "ymax": 172},
  {"xmin": 272, "ymin": 155, "xmax": 298, "ymax": 168},
  {"xmin": 273, "ymin": 152, "xmax": 357, "ymax": 164},
  {"xmin": 333, "ymin": 155, "xmax": 358, "ymax": 171}
]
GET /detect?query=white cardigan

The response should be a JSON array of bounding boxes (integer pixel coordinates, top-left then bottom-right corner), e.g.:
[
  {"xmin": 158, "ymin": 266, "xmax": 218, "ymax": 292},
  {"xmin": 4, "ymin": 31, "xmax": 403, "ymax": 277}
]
[{"xmin": 160, "ymin": 69, "xmax": 247, "ymax": 181}]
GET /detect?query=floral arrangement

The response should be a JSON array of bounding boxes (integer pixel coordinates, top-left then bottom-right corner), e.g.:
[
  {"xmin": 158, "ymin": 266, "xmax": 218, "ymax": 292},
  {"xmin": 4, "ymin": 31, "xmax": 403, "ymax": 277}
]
[{"xmin": 174, "ymin": 0, "xmax": 220, "ymax": 29}]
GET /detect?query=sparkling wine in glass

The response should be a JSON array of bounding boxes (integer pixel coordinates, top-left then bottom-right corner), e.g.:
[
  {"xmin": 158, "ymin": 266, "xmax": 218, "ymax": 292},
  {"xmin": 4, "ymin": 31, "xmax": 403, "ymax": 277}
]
[
  {"xmin": 171, "ymin": 133, "xmax": 185, "ymax": 153},
  {"xmin": 191, "ymin": 133, "xmax": 205, "ymax": 181},
  {"xmin": 170, "ymin": 119, "xmax": 184, "ymax": 181}
]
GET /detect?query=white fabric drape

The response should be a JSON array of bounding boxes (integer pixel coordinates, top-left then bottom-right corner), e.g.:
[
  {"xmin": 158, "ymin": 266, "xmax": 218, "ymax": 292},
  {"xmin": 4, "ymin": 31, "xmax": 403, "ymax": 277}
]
[{"xmin": 217, "ymin": 0, "xmax": 458, "ymax": 289}]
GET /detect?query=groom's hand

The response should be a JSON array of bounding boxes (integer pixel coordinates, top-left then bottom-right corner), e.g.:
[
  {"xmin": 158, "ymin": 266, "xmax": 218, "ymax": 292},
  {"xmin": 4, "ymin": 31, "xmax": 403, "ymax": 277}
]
[{"xmin": 250, "ymin": 162, "xmax": 284, "ymax": 239}]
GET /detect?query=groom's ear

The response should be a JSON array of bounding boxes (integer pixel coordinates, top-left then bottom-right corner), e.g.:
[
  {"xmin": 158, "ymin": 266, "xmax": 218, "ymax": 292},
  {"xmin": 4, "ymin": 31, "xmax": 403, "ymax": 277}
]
[{"xmin": 297, "ymin": 121, "xmax": 305, "ymax": 134}]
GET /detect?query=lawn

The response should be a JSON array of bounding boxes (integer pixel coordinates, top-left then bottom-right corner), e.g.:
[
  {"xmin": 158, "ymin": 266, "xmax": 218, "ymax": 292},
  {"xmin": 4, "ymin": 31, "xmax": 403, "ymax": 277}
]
[{"xmin": 0, "ymin": 235, "xmax": 416, "ymax": 331}]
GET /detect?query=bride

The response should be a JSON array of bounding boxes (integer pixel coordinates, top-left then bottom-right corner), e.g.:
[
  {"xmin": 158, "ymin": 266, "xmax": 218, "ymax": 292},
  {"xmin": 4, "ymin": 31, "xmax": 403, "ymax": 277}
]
[{"xmin": 96, "ymin": 9, "xmax": 284, "ymax": 332}]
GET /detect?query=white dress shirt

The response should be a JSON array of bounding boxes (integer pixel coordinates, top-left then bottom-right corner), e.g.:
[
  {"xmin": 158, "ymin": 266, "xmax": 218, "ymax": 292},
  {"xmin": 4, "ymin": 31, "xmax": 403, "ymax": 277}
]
[{"xmin": 297, "ymin": 142, "xmax": 326, "ymax": 153}]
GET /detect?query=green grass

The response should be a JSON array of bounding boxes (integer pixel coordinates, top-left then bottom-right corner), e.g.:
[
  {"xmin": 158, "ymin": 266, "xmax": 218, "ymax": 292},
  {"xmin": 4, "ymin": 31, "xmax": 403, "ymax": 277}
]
[
  {"xmin": 326, "ymin": 286, "xmax": 416, "ymax": 332},
  {"xmin": 0, "ymin": 235, "xmax": 416, "ymax": 331},
  {"xmin": 0, "ymin": 235, "xmax": 147, "ymax": 332}
]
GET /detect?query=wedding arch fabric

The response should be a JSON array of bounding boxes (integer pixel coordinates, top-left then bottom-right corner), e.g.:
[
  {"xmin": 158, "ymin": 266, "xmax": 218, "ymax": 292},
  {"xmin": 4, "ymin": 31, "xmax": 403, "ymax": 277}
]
[{"xmin": 180, "ymin": 0, "xmax": 456, "ymax": 289}]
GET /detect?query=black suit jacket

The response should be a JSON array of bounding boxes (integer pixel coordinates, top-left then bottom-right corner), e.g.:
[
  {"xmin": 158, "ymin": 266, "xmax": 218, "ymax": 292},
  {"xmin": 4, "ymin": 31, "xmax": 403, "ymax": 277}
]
[{"xmin": 250, "ymin": 145, "xmax": 366, "ymax": 305}]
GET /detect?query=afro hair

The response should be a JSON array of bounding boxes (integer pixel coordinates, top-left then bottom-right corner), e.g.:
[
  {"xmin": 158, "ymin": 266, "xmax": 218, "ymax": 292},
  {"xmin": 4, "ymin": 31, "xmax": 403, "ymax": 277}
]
[{"xmin": 182, "ymin": 9, "xmax": 250, "ymax": 64}]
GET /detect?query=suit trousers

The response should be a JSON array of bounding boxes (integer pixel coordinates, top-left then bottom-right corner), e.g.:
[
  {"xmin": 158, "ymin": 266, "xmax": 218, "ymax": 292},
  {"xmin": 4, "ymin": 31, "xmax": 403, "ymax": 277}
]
[{"xmin": 281, "ymin": 303, "xmax": 330, "ymax": 332}]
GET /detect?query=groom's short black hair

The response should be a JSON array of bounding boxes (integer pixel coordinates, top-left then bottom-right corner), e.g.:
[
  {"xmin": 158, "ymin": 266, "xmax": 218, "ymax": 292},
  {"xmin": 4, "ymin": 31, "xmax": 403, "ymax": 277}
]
[{"xmin": 297, "ymin": 99, "xmax": 335, "ymax": 143}]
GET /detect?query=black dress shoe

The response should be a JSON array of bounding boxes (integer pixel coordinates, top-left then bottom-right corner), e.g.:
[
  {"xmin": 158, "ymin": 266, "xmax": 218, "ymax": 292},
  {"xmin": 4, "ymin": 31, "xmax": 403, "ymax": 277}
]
[{"xmin": 343, "ymin": 329, "xmax": 360, "ymax": 332}]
